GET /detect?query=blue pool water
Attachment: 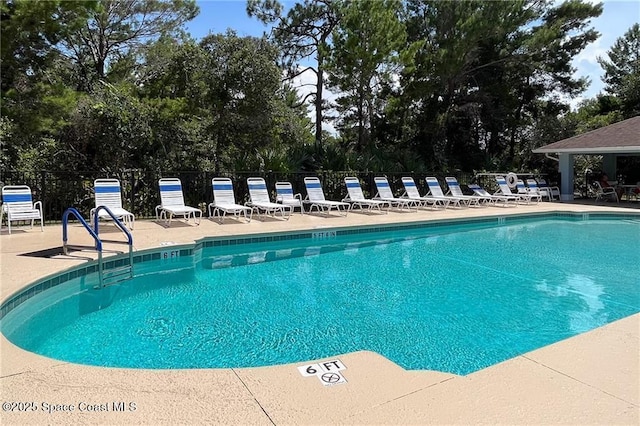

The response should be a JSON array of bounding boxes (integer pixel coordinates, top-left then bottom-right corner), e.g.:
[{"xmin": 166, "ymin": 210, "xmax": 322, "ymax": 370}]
[{"xmin": 2, "ymin": 217, "xmax": 639, "ymax": 374}]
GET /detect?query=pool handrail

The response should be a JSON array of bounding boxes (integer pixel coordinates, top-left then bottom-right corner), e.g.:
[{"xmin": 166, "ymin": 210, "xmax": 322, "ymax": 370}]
[
  {"xmin": 92, "ymin": 205, "xmax": 133, "ymax": 247},
  {"xmin": 63, "ymin": 206, "xmax": 134, "ymax": 288},
  {"xmin": 62, "ymin": 207, "xmax": 102, "ymax": 254}
]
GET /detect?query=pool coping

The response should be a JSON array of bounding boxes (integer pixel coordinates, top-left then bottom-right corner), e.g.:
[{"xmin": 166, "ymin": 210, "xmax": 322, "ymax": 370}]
[{"xmin": 1, "ymin": 203, "xmax": 638, "ymax": 424}]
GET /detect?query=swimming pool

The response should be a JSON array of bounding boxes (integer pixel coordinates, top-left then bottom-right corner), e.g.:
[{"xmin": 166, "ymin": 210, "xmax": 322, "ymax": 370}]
[{"xmin": 2, "ymin": 214, "xmax": 639, "ymax": 375}]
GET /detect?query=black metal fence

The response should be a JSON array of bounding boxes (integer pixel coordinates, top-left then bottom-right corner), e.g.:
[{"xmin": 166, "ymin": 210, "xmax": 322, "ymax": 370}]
[{"xmin": 0, "ymin": 170, "xmax": 479, "ymax": 223}]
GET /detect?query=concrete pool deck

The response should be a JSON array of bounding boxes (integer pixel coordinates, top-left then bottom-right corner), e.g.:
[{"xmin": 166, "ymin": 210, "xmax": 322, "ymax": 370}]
[{"xmin": 1, "ymin": 201, "xmax": 638, "ymax": 425}]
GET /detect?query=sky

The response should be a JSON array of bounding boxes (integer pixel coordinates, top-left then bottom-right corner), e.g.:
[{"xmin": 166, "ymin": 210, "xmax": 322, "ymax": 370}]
[{"xmin": 186, "ymin": 0, "xmax": 640, "ymax": 111}]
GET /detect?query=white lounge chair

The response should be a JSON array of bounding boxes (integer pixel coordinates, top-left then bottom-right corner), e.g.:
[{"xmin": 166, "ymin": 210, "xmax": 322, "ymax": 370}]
[
  {"xmin": 155, "ymin": 178, "xmax": 202, "ymax": 226},
  {"xmin": 275, "ymin": 181, "xmax": 304, "ymax": 214},
  {"xmin": 303, "ymin": 177, "xmax": 349, "ymax": 216},
  {"xmin": 343, "ymin": 177, "xmax": 389, "ymax": 213},
  {"xmin": 400, "ymin": 177, "xmax": 447, "ymax": 209},
  {"xmin": 537, "ymin": 178, "xmax": 560, "ymax": 201},
  {"xmin": 594, "ymin": 181, "xmax": 619, "ymax": 202},
  {"xmin": 208, "ymin": 177, "xmax": 252, "ymax": 222},
  {"xmin": 1, "ymin": 185, "xmax": 44, "ymax": 234},
  {"xmin": 526, "ymin": 179, "xmax": 551, "ymax": 202},
  {"xmin": 246, "ymin": 177, "xmax": 290, "ymax": 220},
  {"xmin": 444, "ymin": 177, "xmax": 484, "ymax": 206},
  {"xmin": 425, "ymin": 177, "xmax": 466, "ymax": 208},
  {"xmin": 468, "ymin": 183, "xmax": 518, "ymax": 206},
  {"xmin": 514, "ymin": 179, "xmax": 541, "ymax": 204},
  {"xmin": 90, "ymin": 178, "xmax": 135, "ymax": 229},
  {"xmin": 373, "ymin": 177, "xmax": 419, "ymax": 211},
  {"xmin": 495, "ymin": 176, "xmax": 535, "ymax": 204}
]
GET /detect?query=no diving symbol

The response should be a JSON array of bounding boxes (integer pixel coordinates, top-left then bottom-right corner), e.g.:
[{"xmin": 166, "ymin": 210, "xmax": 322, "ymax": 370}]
[
  {"xmin": 297, "ymin": 359, "xmax": 347, "ymax": 386},
  {"xmin": 321, "ymin": 372, "xmax": 341, "ymax": 384}
]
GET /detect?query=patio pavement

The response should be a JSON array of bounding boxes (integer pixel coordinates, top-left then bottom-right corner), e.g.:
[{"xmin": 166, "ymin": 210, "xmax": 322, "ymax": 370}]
[{"xmin": 1, "ymin": 200, "xmax": 638, "ymax": 425}]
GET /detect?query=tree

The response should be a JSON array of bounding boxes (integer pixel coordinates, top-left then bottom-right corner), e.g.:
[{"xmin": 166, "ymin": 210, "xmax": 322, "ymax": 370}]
[
  {"xmin": 247, "ymin": 0, "xmax": 339, "ymax": 154},
  {"xmin": 60, "ymin": 0, "xmax": 198, "ymax": 87},
  {"xmin": 395, "ymin": 0, "xmax": 602, "ymax": 172},
  {"xmin": 598, "ymin": 23, "xmax": 640, "ymax": 117},
  {"xmin": 61, "ymin": 84, "xmax": 153, "ymax": 172},
  {"xmin": 327, "ymin": 0, "xmax": 411, "ymax": 152},
  {"xmin": 398, "ymin": 0, "xmax": 537, "ymax": 170},
  {"xmin": 0, "ymin": 0, "xmax": 94, "ymax": 92},
  {"xmin": 1, "ymin": 0, "xmax": 95, "ymax": 168},
  {"xmin": 137, "ymin": 32, "xmax": 285, "ymax": 171}
]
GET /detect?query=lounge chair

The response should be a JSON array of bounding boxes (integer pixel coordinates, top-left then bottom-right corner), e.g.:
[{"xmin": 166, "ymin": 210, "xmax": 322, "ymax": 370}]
[
  {"xmin": 425, "ymin": 177, "xmax": 466, "ymax": 208},
  {"xmin": 208, "ymin": 177, "xmax": 252, "ymax": 222},
  {"xmin": 515, "ymin": 179, "xmax": 541, "ymax": 204},
  {"xmin": 537, "ymin": 178, "xmax": 560, "ymax": 201},
  {"xmin": 155, "ymin": 178, "xmax": 202, "ymax": 226},
  {"xmin": 303, "ymin": 177, "xmax": 349, "ymax": 216},
  {"xmin": 246, "ymin": 177, "xmax": 290, "ymax": 220},
  {"xmin": 373, "ymin": 177, "xmax": 419, "ymax": 211},
  {"xmin": 400, "ymin": 177, "xmax": 447, "ymax": 209},
  {"xmin": 0, "ymin": 185, "xmax": 44, "ymax": 234},
  {"xmin": 594, "ymin": 181, "xmax": 618, "ymax": 202},
  {"xmin": 495, "ymin": 176, "xmax": 535, "ymax": 204},
  {"xmin": 526, "ymin": 179, "xmax": 552, "ymax": 202},
  {"xmin": 275, "ymin": 182, "xmax": 304, "ymax": 214},
  {"xmin": 342, "ymin": 177, "xmax": 389, "ymax": 213},
  {"xmin": 444, "ymin": 177, "xmax": 484, "ymax": 206},
  {"xmin": 468, "ymin": 183, "xmax": 518, "ymax": 206},
  {"xmin": 90, "ymin": 178, "xmax": 135, "ymax": 229}
]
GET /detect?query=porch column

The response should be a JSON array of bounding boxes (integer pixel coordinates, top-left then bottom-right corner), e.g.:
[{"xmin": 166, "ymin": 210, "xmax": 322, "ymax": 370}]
[
  {"xmin": 602, "ymin": 154, "xmax": 617, "ymax": 180},
  {"xmin": 559, "ymin": 153, "xmax": 574, "ymax": 201}
]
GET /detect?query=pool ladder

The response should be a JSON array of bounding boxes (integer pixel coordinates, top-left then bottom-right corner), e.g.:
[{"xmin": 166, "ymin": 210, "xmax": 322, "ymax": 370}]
[{"xmin": 62, "ymin": 207, "xmax": 134, "ymax": 288}]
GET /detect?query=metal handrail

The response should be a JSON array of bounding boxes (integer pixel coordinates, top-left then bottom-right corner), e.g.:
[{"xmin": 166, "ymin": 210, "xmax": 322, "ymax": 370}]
[
  {"xmin": 62, "ymin": 207, "xmax": 104, "ymax": 286},
  {"xmin": 62, "ymin": 207, "xmax": 102, "ymax": 253},
  {"xmin": 62, "ymin": 206, "xmax": 135, "ymax": 288},
  {"xmin": 92, "ymin": 205, "xmax": 133, "ymax": 246},
  {"xmin": 92, "ymin": 205, "xmax": 134, "ymax": 279}
]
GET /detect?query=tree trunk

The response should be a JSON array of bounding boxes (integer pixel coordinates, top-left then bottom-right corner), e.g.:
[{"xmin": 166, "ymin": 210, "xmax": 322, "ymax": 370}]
[{"xmin": 315, "ymin": 65, "xmax": 323, "ymax": 149}]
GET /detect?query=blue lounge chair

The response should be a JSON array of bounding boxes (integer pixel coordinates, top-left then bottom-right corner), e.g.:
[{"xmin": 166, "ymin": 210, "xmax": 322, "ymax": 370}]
[
  {"xmin": 91, "ymin": 178, "xmax": 135, "ymax": 229},
  {"xmin": 343, "ymin": 177, "xmax": 389, "ymax": 213},
  {"xmin": 425, "ymin": 177, "xmax": 466, "ymax": 208},
  {"xmin": 303, "ymin": 177, "xmax": 349, "ymax": 216},
  {"xmin": 495, "ymin": 176, "xmax": 536, "ymax": 205},
  {"xmin": 1, "ymin": 185, "xmax": 44, "ymax": 234},
  {"xmin": 246, "ymin": 177, "xmax": 290, "ymax": 220},
  {"xmin": 527, "ymin": 178, "xmax": 554, "ymax": 201},
  {"xmin": 468, "ymin": 184, "xmax": 518, "ymax": 206},
  {"xmin": 209, "ymin": 177, "xmax": 252, "ymax": 222},
  {"xmin": 537, "ymin": 178, "xmax": 560, "ymax": 201},
  {"xmin": 156, "ymin": 178, "xmax": 202, "ymax": 226},
  {"xmin": 374, "ymin": 177, "xmax": 419, "ymax": 211},
  {"xmin": 444, "ymin": 177, "xmax": 484, "ymax": 206},
  {"xmin": 400, "ymin": 177, "xmax": 447, "ymax": 209},
  {"xmin": 275, "ymin": 182, "xmax": 304, "ymax": 214}
]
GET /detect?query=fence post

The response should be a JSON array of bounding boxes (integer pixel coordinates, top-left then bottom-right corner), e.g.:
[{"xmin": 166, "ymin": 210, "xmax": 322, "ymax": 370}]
[
  {"xmin": 266, "ymin": 170, "xmax": 273, "ymax": 195},
  {"xmin": 129, "ymin": 170, "xmax": 136, "ymax": 216},
  {"xmin": 40, "ymin": 170, "xmax": 47, "ymax": 222}
]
